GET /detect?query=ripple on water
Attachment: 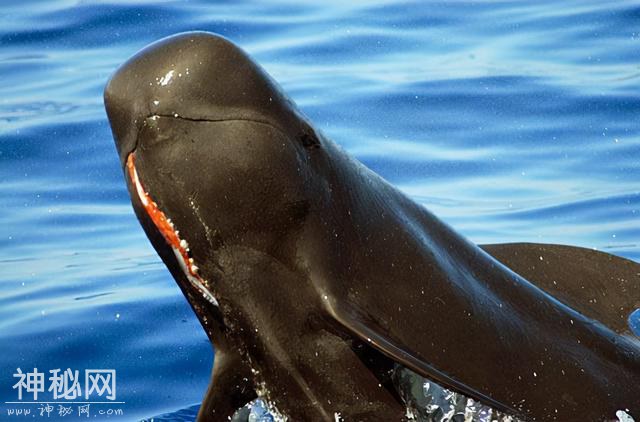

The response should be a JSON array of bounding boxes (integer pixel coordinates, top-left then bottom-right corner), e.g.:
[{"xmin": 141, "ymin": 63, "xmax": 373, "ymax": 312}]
[{"xmin": 0, "ymin": 0, "xmax": 638, "ymax": 420}]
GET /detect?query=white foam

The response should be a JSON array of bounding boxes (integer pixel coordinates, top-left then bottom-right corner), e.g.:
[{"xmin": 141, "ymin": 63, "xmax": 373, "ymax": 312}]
[{"xmin": 617, "ymin": 410, "xmax": 635, "ymax": 422}]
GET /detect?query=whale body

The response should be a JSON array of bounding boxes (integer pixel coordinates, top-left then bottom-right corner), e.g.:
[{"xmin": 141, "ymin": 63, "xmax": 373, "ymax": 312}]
[{"xmin": 104, "ymin": 32, "xmax": 640, "ymax": 421}]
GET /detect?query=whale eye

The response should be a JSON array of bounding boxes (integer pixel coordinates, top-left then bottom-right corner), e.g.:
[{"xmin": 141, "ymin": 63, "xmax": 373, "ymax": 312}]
[
  {"xmin": 629, "ymin": 308, "xmax": 640, "ymax": 337},
  {"xmin": 299, "ymin": 133, "xmax": 320, "ymax": 149}
]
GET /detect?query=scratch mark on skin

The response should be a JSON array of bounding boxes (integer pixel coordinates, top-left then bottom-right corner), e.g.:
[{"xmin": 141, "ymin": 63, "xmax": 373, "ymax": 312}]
[{"xmin": 188, "ymin": 192, "xmax": 216, "ymax": 250}]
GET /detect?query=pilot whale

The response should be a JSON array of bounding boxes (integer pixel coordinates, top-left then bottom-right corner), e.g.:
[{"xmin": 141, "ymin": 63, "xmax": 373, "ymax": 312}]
[{"xmin": 104, "ymin": 32, "xmax": 640, "ymax": 421}]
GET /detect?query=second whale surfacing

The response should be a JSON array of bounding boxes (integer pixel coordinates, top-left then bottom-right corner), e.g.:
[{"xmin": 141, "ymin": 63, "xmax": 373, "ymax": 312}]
[{"xmin": 104, "ymin": 32, "xmax": 640, "ymax": 421}]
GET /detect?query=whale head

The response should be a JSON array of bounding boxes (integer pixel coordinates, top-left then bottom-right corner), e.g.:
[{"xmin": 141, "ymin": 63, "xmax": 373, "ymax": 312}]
[{"xmin": 104, "ymin": 32, "xmax": 322, "ymax": 325}]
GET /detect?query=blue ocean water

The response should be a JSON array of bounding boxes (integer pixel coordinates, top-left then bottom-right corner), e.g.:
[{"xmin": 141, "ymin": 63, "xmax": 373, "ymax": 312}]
[{"xmin": 1, "ymin": 0, "xmax": 638, "ymax": 420}]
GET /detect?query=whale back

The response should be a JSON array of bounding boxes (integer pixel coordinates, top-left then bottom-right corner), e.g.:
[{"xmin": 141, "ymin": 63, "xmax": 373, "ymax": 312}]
[{"xmin": 481, "ymin": 242, "xmax": 640, "ymax": 338}]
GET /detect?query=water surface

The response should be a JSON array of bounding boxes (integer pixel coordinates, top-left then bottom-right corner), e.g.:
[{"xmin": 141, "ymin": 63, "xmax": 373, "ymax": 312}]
[{"xmin": 1, "ymin": 1, "xmax": 638, "ymax": 420}]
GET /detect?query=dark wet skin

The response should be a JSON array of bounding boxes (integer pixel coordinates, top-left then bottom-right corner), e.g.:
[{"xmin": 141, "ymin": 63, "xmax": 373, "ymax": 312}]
[{"xmin": 105, "ymin": 32, "xmax": 640, "ymax": 421}]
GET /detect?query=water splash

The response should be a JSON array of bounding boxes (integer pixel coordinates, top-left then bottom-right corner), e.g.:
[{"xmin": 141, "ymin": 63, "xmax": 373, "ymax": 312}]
[
  {"xmin": 617, "ymin": 410, "xmax": 636, "ymax": 422},
  {"xmin": 393, "ymin": 366, "xmax": 518, "ymax": 422},
  {"xmin": 628, "ymin": 309, "xmax": 640, "ymax": 337}
]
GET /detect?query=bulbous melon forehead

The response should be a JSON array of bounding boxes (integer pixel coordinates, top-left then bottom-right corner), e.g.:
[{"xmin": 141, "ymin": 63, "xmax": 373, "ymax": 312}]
[{"xmin": 105, "ymin": 31, "xmax": 307, "ymax": 165}]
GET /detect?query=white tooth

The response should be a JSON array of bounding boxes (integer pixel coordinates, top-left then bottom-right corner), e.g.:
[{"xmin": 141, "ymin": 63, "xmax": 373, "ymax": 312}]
[
  {"xmin": 189, "ymin": 258, "xmax": 194, "ymax": 264},
  {"xmin": 175, "ymin": 230, "xmax": 179, "ymax": 236},
  {"xmin": 180, "ymin": 239, "xmax": 188, "ymax": 249},
  {"xmin": 167, "ymin": 218, "xmax": 172, "ymax": 224},
  {"xmin": 191, "ymin": 265, "xmax": 199, "ymax": 273}
]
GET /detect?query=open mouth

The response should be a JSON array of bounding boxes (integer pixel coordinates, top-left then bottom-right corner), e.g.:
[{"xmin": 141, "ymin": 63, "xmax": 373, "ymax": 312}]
[{"xmin": 126, "ymin": 153, "xmax": 219, "ymax": 307}]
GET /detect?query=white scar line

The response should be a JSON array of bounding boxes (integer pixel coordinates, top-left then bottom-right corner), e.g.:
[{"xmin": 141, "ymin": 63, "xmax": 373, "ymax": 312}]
[
  {"xmin": 127, "ymin": 154, "xmax": 219, "ymax": 307},
  {"xmin": 172, "ymin": 246, "xmax": 219, "ymax": 306}
]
